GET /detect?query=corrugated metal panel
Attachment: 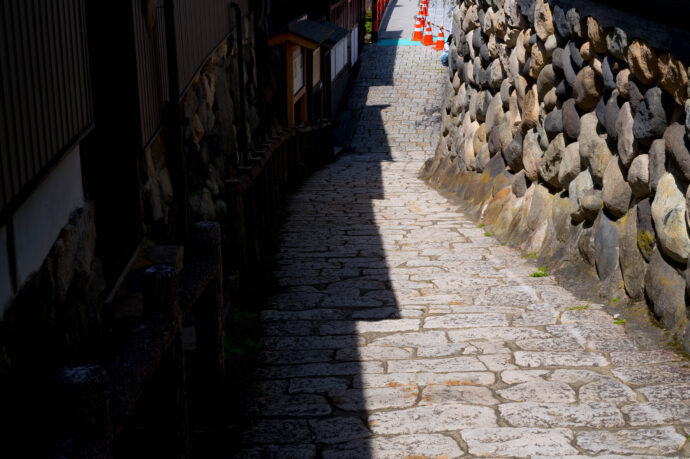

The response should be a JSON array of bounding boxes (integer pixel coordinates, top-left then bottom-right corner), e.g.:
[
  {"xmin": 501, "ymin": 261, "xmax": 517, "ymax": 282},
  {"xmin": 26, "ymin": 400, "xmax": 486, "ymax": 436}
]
[
  {"xmin": 0, "ymin": 0, "xmax": 93, "ymax": 223},
  {"xmin": 132, "ymin": 0, "xmax": 239, "ymax": 147},
  {"xmin": 132, "ymin": 0, "xmax": 169, "ymax": 147},
  {"xmin": 175, "ymin": 0, "xmax": 235, "ymax": 95}
]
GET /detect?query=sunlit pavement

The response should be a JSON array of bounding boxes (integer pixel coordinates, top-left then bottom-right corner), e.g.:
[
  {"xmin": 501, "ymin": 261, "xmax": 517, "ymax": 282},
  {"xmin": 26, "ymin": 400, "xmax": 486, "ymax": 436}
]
[{"xmin": 238, "ymin": 1, "xmax": 690, "ymax": 457}]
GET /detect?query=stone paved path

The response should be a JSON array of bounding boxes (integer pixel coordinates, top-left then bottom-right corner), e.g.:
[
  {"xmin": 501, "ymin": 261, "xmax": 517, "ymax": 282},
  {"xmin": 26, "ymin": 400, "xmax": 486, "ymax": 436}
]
[
  {"xmin": 379, "ymin": 0, "xmax": 417, "ymax": 40},
  {"xmin": 239, "ymin": 1, "xmax": 690, "ymax": 457}
]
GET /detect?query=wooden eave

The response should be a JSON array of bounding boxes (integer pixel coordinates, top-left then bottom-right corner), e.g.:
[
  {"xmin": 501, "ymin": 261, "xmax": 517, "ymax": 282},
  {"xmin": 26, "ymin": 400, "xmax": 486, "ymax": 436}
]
[{"xmin": 267, "ymin": 32, "xmax": 320, "ymax": 49}]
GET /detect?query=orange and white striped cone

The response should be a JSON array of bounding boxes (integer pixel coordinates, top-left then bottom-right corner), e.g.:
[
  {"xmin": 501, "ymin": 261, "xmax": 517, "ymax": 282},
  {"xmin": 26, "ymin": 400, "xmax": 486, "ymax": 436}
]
[
  {"xmin": 412, "ymin": 17, "xmax": 423, "ymax": 42},
  {"xmin": 418, "ymin": 7, "xmax": 425, "ymax": 28},
  {"xmin": 422, "ymin": 0, "xmax": 428, "ymax": 17},
  {"xmin": 435, "ymin": 27, "xmax": 445, "ymax": 50},
  {"xmin": 423, "ymin": 23, "xmax": 434, "ymax": 46}
]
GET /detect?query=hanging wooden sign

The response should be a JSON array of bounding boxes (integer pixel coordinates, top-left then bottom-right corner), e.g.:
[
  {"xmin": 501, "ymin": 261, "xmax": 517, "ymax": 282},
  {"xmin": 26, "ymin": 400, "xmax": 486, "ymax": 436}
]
[{"xmin": 143, "ymin": 0, "xmax": 156, "ymax": 33}]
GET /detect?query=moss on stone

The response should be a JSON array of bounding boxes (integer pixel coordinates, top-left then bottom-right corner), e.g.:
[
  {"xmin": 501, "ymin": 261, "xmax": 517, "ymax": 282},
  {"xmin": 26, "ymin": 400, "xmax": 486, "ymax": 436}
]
[
  {"xmin": 637, "ymin": 229, "xmax": 656, "ymax": 259},
  {"xmin": 530, "ymin": 267, "xmax": 549, "ymax": 277},
  {"xmin": 620, "ymin": 212, "xmax": 628, "ymax": 226}
]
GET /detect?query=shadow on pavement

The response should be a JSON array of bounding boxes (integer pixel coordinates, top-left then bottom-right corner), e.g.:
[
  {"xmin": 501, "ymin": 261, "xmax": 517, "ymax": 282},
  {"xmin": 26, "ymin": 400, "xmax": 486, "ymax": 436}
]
[{"xmin": 238, "ymin": 40, "xmax": 410, "ymax": 458}]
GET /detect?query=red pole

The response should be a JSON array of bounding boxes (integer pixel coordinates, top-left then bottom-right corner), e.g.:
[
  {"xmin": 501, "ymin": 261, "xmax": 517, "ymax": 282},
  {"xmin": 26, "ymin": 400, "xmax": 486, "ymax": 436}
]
[
  {"xmin": 372, "ymin": 0, "xmax": 379, "ymax": 42},
  {"xmin": 378, "ymin": 0, "xmax": 382, "ymax": 28}
]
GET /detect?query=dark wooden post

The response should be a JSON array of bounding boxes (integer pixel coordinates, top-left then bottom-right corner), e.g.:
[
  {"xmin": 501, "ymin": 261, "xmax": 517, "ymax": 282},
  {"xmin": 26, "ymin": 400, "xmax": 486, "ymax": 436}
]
[
  {"xmin": 141, "ymin": 265, "xmax": 189, "ymax": 458},
  {"xmin": 54, "ymin": 364, "xmax": 111, "ymax": 458},
  {"xmin": 306, "ymin": 49, "xmax": 314, "ymax": 123},
  {"xmin": 142, "ymin": 265, "xmax": 179, "ymax": 315},
  {"xmin": 230, "ymin": 3, "xmax": 248, "ymax": 166},
  {"xmin": 164, "ymin": 0, "xmax": 189, "ymax": 242},
  {"xmin": 224, "ymin": 178, "xmax": 249, "ymax": 275},
  {"xmin": 324, "ymin": 48, "xmax": 332, "ymax": 118},
  {"xmin": 188, "ymin": 222, "xmax": 225, "ymax": 423}
]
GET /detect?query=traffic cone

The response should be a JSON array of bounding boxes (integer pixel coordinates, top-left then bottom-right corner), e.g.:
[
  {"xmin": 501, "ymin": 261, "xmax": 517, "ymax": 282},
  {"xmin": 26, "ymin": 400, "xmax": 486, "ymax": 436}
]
[
  {"xmin": 412, "ymin": 17, "xmax": 423, "ymax": 42},
  {"xmin": 435, "ymin": 27, "xmax": 445, "ymax": 50},
  {"xmin": 423, "ymin": 23, "xmax": 434, "ymax": 46},
  {"xmin": 418, "ymin": 7, "xmax": 425, "ymax": 28},
  {"xmin": 422, "ymin": 0, "xmax": 428, "ymax": 17}
]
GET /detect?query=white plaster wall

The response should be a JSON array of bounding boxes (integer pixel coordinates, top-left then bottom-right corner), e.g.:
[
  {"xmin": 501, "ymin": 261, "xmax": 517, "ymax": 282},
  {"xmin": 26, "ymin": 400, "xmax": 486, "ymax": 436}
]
[
  {"xmin": 0, "ymin": 225, "xmax": 12, "ymax": 319},
  {"xmin": 13, "ymin": 145, "xmax": 85, "ymax": 286}
]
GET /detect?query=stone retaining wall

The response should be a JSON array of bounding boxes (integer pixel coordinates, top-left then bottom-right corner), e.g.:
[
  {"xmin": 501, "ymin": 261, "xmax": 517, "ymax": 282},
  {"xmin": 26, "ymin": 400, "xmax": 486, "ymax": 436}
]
[
  {"xmin": 421, "ymin": 0, "xmax": 690, "ymax": 350},
  {"xmin": 141, "ymin": 9, "xmax": 273, "ymax": 237}
]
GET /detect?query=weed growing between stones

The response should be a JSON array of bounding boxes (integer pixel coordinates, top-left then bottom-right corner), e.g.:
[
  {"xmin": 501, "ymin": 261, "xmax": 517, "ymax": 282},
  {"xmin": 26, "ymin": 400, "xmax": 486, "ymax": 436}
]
[
  {"xmin": 567, "ymin": 304, "xmax": 590, "ymax": 310},
  {"xmin": 222, "ymin": 306, "xmax": 262, "ymax": 449},
  {"xmin": 530, "ymin": 267, "xmax": 549, "ymax": 277},
  {"xmin": 223, "ymin": 310, "xmax": 261, "ymax": 357},
  {"xmin": 614, "ymin": 318, "xmax": 627, "ymax": 324},
  {"xmin": 483, "ymin": 231, "xmax": 492, "ymax": 237}
]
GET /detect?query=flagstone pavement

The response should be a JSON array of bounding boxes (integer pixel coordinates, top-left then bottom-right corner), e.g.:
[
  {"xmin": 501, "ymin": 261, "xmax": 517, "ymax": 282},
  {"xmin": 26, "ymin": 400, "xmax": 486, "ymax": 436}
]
[{"xmin": 239, "ymin": 2, "xmax": 690, "ymax": 457}]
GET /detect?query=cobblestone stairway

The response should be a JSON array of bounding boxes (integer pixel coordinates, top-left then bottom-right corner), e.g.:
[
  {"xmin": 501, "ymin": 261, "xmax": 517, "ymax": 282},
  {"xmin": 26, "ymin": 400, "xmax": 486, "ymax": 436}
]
[{"xmin": 239, "ymin": 2, "xmax": 690, "ymax": 457}]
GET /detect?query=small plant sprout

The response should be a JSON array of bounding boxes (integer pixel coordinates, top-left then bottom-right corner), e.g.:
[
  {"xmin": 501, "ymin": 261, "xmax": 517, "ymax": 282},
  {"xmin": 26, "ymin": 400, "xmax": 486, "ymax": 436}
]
[
  {"xmin": 478, "ymin": 224, "xmax": 485, "ymax": 228},
  {"xmin": 567, "ymin": 304, "xmax": 590, "ymax": 311},
  {"xmin": 614, "ymin": 318, "xmax": 626, "ymax": 325},
  {"xmin": 484, "ymin": 231, "xmax": 491, "ymax": 237},
  {"xmin": 530, "ymin": 267, "xmax": 549, "ymax": 277},
  {"xmin": 611, "ymin": 297, "xmax": 619, "ymax": 304}
]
